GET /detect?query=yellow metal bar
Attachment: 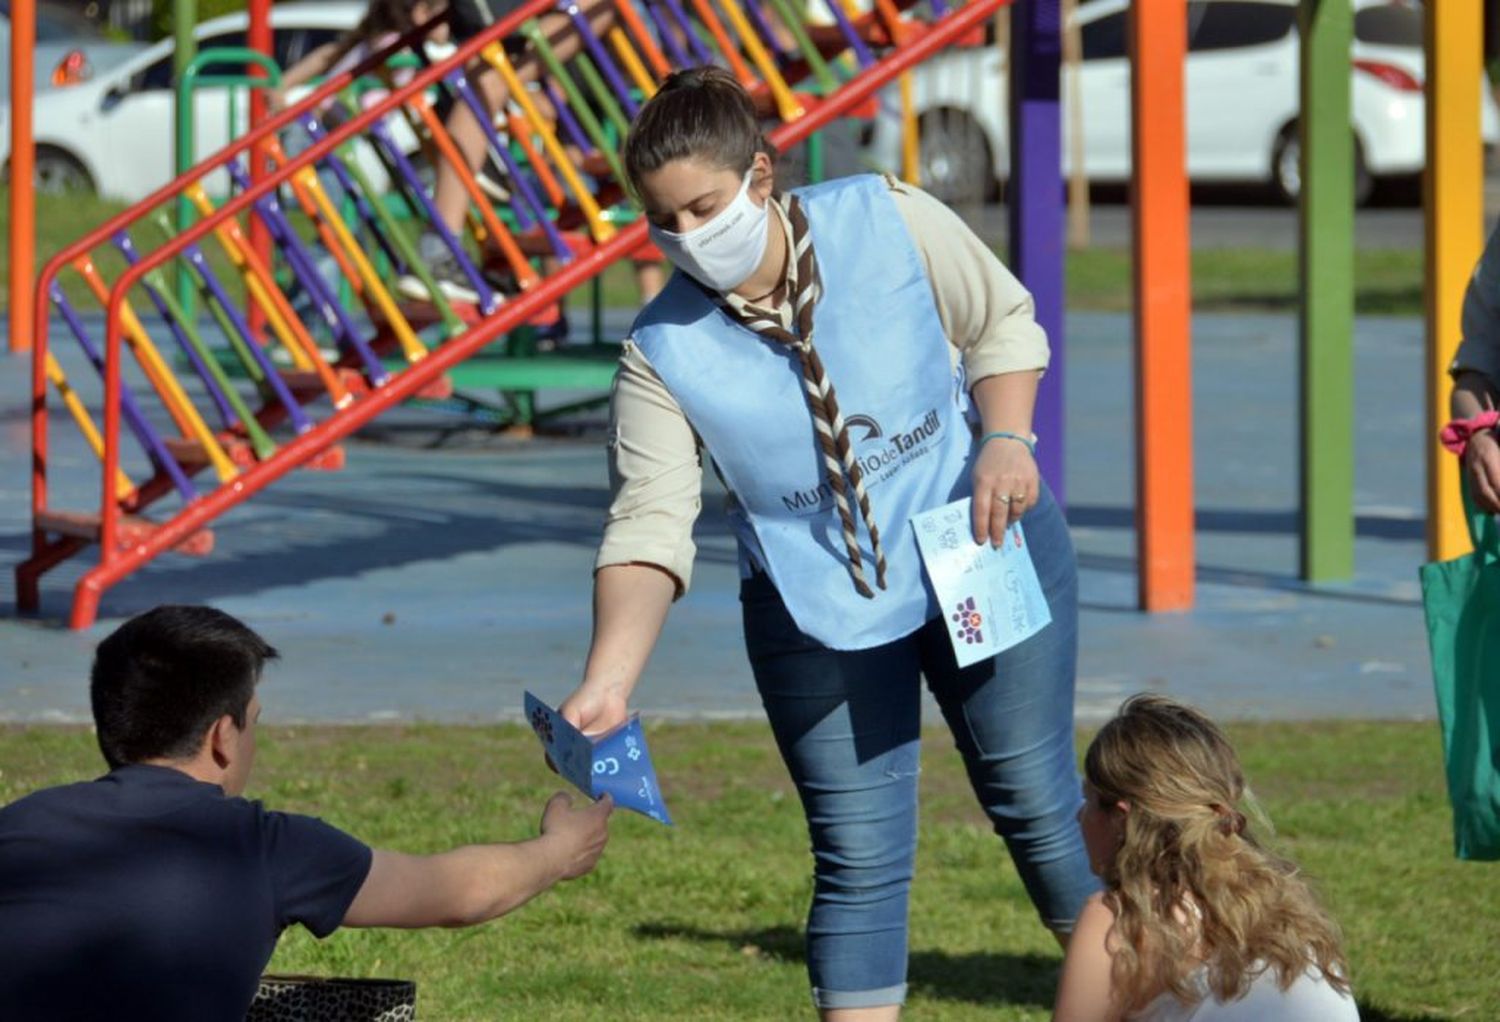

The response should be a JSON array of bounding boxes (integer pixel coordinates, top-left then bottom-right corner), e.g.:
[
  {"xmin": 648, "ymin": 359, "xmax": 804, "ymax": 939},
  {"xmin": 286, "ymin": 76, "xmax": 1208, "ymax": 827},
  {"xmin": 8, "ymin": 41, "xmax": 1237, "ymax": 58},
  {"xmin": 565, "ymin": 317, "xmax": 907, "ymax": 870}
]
[
  {"xmin": 118, "ymin": 297, "xmax": 240, "ymax": 482},
  {"xmin": 183, "ymin": 183, "xmax": 328, "ymax": 387},
  {"xmin": 295, "ymin": 165, "xmax": 429, "ymax": 364},
  {"xmin": 609, "ymin": 27, "xmax": 656, "ymax": 98},
  {"xmin": 714, "ymin": 0, "xmax": 803, "ymax": 121},
  {"xmin": 1426, "ymin": 3, "xmax": 1484, "ymax": 561},
  {"xmin": 900, "ymin": 73, "xmax": 919, "ymax": 185},
  {"xmin": 480, "ymin": 42, "xmax": 615, "ymax": 242},
  {"xmin": 46, "ymin": 352, "xmax": 136, "ymax": 497},
  {"xmin": 74, "ymin": 257, "xmax": 239, "ymax": 483}
]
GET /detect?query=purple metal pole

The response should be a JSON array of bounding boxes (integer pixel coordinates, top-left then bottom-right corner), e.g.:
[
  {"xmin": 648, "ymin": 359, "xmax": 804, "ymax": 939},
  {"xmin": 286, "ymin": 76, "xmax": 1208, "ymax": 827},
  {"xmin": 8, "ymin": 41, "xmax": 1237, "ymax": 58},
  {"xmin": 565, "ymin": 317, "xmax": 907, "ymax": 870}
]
[
  {"xmin": 545, "ymin": 80, "xmax": 595, "ymax": 153},
  {"xmin": 741, "ymin": 0, "xmax": 789, "ymax": 60},
  {"xmin": 50, "ymin": 284, "xmax": 199, "ymax": 501},
  {"xmin": 181, "ymin": 243, "xmax": 314, "ymax": 434},
  {"xmin": 300, "ymin": 113, "xmax": 409, "ymax": 274},
  {"xmin": 365, "ymin": 117, "xmax": 500, "ymax": 310},
  {"xmin": 1008, "ymin": 0, "xmax": 1065, "ymax": 507},
  {"xmin": 562, "ymin": 0, "xmax": 641, "ymax": 116},
  {"xmin": 111, "ymin": 232, "xmax": 237, "ymax": 429},
  {"xmin": 438, "ymin": 70, "xmax": 575, "ymax": 260},
  {"xmin": 225, "ymin": 161, "xmax": 390, "ymax": 385},
  {"xmin": 644, "ymin": 0, "xmax": 694, "ymax": 69},
  {"xmin": 661, "ymin": 0, "xmax": 716, "ymax": 64},
  {"xmin": 821, "ymin": 0, "xmax": 875, "ymax": 69}
]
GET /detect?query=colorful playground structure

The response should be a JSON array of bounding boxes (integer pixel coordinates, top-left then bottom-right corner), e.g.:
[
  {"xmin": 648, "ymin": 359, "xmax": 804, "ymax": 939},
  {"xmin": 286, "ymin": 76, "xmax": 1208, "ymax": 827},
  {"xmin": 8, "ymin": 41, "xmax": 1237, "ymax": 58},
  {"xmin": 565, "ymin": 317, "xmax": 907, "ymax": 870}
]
[{"xmin": 2, "ymin": 1, "xmax": 1493, "ymax": 627}]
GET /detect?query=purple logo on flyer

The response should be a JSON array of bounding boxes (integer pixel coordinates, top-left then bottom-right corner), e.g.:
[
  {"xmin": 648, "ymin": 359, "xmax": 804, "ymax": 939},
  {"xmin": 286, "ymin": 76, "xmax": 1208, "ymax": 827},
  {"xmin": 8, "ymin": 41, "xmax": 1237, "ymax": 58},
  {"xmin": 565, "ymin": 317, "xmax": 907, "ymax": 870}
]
[{"xmin": 951, "ymin": 596, "xmax": 984, "ymax": 645}]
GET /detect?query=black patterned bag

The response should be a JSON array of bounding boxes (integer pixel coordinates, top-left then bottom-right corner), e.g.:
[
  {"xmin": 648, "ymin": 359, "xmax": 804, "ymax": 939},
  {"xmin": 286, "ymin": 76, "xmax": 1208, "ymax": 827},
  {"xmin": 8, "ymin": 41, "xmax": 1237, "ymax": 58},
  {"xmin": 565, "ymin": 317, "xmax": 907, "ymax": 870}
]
[{"xmin": 247, "ymin": 975, "xmax": 417, "ymax": 1022}]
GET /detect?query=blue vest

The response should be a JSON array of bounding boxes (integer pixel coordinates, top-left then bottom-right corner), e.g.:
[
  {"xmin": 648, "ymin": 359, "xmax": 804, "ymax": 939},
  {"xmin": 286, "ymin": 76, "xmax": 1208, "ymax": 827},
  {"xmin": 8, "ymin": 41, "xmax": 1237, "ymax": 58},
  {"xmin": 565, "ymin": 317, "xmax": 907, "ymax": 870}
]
[{"xmin": 633, "ymin": 175, "xmax": 976, "ymax": 650}]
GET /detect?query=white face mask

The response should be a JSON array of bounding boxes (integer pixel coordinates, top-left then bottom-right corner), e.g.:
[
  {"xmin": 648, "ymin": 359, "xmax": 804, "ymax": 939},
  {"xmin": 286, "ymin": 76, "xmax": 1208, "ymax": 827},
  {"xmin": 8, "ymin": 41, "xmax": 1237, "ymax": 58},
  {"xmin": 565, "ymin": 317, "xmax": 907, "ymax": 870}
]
[{"xmin": 647, "ymin": 170, "xmax": 770, "ymax": 293}]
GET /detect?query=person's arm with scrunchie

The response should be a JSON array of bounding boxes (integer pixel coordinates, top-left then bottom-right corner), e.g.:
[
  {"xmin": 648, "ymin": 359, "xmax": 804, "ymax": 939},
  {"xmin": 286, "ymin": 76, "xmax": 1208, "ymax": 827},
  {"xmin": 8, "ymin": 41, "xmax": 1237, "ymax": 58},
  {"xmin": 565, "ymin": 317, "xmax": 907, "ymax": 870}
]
[
  {"xmin": 1451, "ymin": 226, "xmax": 1500, "ymax": 511},
  {"xmin": 560, "ymin": 343, "xmax": 703, "ymax": 737},
  {"xmin": 885, "ymin": 177, "xmax": 1049, "ymax": 545}
]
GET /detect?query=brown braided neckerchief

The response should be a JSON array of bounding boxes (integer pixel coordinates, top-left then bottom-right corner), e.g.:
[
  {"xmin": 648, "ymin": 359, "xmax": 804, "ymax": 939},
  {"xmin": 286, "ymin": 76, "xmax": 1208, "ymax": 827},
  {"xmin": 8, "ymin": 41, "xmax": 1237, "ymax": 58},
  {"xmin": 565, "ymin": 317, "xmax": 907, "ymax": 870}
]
[{"xmin": 707, "ymin": 192, "xmax": 888, "ymax": 599}]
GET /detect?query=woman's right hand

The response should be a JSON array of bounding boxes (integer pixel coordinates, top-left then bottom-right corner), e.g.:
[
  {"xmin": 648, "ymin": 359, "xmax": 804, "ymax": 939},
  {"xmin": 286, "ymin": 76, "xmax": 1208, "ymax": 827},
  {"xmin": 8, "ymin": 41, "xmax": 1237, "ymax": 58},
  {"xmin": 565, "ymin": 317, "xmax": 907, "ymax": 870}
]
[
  {"xmin": 1466, "ymin": 431, "xmax": 1500, "ymax": 513},
  {"xmin": 558, "ymin": 682, "xmax": 630, "ymax": 738}
]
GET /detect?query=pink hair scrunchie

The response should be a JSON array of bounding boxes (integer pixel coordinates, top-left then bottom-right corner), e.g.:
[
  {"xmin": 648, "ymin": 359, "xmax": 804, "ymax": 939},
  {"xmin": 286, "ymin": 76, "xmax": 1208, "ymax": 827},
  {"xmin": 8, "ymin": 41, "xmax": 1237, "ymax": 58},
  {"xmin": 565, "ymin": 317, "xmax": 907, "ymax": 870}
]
[{"xmin": 1440, "ymin": 410, "xmax": 1500, "ymax": 458}]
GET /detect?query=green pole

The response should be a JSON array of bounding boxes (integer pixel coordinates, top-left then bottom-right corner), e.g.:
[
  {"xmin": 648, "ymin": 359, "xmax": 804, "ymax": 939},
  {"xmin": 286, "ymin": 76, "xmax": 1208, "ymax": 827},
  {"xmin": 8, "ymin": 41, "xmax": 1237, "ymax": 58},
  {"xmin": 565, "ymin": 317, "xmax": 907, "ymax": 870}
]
[
  {"xmin": 522, "ymin": 20, "xmax": 627, "ymax": 183},
  {"xmin": 174, "ymin": 0, "xmax": 198, "ymax": 317},
  {"xmin": 1298, "ymin": 0, "xmax": 1355, "ymax": 581}
]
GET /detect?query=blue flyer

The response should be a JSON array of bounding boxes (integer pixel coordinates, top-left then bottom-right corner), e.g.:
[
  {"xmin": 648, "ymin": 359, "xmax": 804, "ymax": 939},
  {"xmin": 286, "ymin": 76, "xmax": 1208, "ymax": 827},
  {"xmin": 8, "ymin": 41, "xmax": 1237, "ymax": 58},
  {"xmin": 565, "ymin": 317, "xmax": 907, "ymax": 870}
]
[{"xmin": 524, "ymin": 691, "xmax": 673, "ymax": 825}]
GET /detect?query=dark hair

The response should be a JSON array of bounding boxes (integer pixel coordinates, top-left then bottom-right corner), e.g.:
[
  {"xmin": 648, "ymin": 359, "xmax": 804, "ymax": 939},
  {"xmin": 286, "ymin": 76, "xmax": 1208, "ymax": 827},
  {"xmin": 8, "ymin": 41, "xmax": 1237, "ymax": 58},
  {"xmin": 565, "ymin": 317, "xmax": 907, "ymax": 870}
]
[
  {"xmin": 366, "ymin": 0, "xmax": 429, "ymax": 36},
  {"xmin": 90, "ymin": 606, "xmax": 278, "ymax": 769},
  {"xmin": 623, "ymin": 66, "xmax": 778, "ymax": 196}
]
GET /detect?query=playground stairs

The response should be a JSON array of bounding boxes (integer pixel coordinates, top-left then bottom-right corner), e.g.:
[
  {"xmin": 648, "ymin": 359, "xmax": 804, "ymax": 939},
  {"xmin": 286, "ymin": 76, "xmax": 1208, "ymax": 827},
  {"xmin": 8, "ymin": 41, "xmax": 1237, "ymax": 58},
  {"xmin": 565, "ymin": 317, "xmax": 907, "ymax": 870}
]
[{"xmin": 18, "ymin": 0, "xmax": 1007, "ymax": 628}]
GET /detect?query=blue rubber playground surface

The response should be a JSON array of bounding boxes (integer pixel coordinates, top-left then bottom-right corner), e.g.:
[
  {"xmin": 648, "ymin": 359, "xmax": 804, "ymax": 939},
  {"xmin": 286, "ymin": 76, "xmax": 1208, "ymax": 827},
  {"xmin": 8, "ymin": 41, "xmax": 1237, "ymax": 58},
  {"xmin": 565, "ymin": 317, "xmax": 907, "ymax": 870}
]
[{"xmin": 0, "ymin": 308, "xmax": 1436, "ymax": 726}]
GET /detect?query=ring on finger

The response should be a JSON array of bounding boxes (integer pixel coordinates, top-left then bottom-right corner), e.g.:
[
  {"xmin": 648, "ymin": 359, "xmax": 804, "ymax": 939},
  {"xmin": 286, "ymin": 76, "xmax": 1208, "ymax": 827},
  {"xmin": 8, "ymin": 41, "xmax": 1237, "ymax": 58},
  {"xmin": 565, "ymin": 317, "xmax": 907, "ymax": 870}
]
[
  {"xmin": 998, "ymin": 494, "xmax": 1013, "ymax": 504},
  {"xmin": 1010, "ymin": 493, "xmax": 1026, "ymax": 503}
]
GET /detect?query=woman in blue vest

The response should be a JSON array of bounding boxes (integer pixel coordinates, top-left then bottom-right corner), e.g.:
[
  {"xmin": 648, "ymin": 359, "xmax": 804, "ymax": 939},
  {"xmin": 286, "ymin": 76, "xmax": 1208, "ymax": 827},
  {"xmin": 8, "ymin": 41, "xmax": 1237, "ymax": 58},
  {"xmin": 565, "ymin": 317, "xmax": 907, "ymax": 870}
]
[{"xmin": 560, "ymin": 67, "xmax": 1098, "ymax": 1017}]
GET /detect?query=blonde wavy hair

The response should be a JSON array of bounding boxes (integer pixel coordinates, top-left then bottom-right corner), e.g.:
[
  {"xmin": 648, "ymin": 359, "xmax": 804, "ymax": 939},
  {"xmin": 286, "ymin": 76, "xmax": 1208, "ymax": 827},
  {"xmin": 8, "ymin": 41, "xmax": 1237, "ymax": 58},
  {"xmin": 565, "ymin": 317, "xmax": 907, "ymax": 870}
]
[{"xmin": 1084, "ymin": 694, "xmax": 1350, "ymax": 1012}]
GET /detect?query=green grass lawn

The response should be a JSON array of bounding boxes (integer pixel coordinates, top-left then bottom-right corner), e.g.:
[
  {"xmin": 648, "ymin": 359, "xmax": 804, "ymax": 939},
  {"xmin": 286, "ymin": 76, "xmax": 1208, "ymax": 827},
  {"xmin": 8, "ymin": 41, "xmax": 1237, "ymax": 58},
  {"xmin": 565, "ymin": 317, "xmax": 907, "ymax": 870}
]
[
  {"xmin": 3, "ymin": 186, "xmax": 1423, "ymax": 319},
  {"xmin": 0, "ymin": 720, "xmax": 1490, "ymax": 1021}
]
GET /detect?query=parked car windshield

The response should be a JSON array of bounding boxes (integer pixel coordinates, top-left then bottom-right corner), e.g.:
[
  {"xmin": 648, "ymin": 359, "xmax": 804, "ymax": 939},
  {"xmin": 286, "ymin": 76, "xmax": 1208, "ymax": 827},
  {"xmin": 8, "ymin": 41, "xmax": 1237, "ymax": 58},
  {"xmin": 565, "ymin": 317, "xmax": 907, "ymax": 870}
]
[
  {"xmin": 1187, "ymin": 1, "xmax": 1296, "ymax": 51},
  {"xmin": 1355, "ymin": 3, "xmax": 1422, "ymax": 47},
  {"xmin": 1082, "ymin": 1, "xmax": 1301, "ymax": 62},
  {"xmin": 1080, "ymin": 11, "xmax": 1127, "ymax": 61}
]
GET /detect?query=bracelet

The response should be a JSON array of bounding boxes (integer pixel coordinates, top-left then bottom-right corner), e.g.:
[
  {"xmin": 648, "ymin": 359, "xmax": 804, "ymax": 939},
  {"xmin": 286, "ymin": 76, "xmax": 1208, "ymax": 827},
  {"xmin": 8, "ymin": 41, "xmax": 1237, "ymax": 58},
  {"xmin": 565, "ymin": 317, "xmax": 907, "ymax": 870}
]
[
  {"xmin": 1440, "ymin": 411, "xmax": 1500, "ymax": 458},
  {"xmin": 979, "ymin": 430, "xmax": 1037, "ymax": 457}
]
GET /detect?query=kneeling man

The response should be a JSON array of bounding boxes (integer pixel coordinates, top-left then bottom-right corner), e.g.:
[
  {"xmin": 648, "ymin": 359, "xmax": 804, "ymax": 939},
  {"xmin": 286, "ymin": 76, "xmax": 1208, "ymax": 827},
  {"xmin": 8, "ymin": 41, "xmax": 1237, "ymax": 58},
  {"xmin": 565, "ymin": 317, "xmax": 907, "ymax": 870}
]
[{"xmin": 0, "ymin": 605, "xmax": 612, "ymax": 1020}]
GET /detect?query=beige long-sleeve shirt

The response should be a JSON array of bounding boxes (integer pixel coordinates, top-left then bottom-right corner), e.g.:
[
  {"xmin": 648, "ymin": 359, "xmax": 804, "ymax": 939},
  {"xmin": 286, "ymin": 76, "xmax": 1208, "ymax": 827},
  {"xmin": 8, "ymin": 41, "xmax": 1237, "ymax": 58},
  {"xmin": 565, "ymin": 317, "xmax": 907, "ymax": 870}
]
[{"xmin": 596, "ymin": 175, "xmax": 1050, "ymax": 595}]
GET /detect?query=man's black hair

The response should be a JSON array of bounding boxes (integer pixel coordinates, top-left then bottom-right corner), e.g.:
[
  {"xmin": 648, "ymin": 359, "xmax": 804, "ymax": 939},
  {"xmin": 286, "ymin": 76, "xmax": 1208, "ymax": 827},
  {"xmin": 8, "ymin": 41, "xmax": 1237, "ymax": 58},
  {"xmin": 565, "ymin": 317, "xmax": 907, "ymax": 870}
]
[{"xmin": 90, "ymin": 605, "xmax": 279, "ymax": 769}]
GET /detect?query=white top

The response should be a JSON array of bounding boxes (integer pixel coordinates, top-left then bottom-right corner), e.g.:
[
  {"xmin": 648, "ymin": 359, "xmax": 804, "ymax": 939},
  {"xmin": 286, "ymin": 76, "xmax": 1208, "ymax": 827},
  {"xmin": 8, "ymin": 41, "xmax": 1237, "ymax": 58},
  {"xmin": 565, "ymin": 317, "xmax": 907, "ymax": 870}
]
[{"xmin": 1131, "ymin": 965, "xmax": 1360, "ymax": 1022}]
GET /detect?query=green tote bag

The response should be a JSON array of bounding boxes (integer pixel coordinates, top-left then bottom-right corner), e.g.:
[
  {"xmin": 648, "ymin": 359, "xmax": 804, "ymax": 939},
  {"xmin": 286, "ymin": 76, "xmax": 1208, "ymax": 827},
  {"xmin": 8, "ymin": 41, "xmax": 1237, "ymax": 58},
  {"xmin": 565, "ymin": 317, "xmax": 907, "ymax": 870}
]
[{"xmin": 1419, "ymin": 486, "xmax": 1500, "ymax": 861}]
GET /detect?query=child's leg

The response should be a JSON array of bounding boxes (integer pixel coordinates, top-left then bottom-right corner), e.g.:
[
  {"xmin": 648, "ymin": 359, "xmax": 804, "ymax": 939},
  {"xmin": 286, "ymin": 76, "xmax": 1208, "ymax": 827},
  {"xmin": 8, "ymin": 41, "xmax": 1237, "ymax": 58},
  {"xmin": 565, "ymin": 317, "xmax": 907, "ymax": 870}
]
[{"xmin": 432, "ymin": 61, "xmax": 510, "ymax": 234}]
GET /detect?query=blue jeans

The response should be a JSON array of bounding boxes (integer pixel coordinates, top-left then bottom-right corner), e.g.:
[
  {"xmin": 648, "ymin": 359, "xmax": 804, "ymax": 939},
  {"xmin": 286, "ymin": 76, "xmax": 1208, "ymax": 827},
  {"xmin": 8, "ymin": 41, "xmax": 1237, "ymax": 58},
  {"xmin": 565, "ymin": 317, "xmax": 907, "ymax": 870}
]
[{"xmin": 740, "ymin": 484, "xmax": 1099, "ymax": 1010}]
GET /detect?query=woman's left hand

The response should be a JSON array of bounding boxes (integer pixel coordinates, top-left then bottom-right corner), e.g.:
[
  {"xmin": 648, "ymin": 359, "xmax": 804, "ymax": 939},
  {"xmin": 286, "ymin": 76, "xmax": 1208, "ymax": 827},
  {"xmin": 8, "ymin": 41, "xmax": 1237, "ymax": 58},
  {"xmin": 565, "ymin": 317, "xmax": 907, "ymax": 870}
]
[{"xmin": 971, "ymin": 436, "xmax": 1038, "ymax": 546}]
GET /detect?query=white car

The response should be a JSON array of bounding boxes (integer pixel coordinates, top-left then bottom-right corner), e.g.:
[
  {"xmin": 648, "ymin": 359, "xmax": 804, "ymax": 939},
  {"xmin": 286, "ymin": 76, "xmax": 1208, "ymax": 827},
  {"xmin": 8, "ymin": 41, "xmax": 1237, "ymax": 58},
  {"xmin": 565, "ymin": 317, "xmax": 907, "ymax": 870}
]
[
  {"xmin": 0, "ymin": 2, "xmax": 407, "ymax": 200},
  {"xmin": 864, "ymin": 0, "xmax": 1499, "ymax": 206},
  {"xmin": 0, "ymin": 1, "xmax": 147, "ymax": 103}
]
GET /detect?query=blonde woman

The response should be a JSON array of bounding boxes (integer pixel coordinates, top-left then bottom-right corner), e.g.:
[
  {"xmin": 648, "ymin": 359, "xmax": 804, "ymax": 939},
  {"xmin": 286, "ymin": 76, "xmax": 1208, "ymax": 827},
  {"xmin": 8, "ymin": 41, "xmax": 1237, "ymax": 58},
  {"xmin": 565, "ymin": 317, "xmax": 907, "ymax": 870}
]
[{"xmin": 1054, "ymin": 695, "xmax": 1359, "ymax": 1021}]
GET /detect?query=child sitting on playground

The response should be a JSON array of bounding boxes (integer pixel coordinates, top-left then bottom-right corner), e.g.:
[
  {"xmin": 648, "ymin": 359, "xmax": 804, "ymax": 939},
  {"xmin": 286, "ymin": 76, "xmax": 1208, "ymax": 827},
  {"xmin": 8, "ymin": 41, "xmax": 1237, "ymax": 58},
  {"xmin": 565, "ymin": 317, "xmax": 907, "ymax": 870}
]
[
  {"xmin": 0, "ymin": 605, "xmax": 611, "ymax": 1021},
  {"xmin": 1052, "ymin": 694, "xmax": 1360, "ymax": 1022},
  {"xmin": 408, "ymin": 0, "xmax": 622, "ymax": 305},
  {"xmin": 272, "ymin": 0, "xmax": 448, "ymax": 114},
  {"xmin": 275, "ymin": 0, "xmax": 656, "ymax": 309}
]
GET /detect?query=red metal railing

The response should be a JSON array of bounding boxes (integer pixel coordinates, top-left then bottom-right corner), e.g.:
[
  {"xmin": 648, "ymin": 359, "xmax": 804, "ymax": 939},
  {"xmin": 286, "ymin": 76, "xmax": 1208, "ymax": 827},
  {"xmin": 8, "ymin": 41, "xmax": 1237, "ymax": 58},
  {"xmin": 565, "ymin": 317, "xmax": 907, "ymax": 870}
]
[{"xmin": 25, "ymin": 0, "xmax": 1008, "ymax": 626}]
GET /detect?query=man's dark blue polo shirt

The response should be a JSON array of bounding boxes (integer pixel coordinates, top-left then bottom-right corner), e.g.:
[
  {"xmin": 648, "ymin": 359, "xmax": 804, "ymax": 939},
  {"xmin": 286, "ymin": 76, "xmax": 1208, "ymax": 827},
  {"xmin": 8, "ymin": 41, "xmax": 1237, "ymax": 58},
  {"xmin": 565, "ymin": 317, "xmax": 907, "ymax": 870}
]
[{"xmin": 0, "ymin": 764, "xmax": 372, "ymax": 1021}]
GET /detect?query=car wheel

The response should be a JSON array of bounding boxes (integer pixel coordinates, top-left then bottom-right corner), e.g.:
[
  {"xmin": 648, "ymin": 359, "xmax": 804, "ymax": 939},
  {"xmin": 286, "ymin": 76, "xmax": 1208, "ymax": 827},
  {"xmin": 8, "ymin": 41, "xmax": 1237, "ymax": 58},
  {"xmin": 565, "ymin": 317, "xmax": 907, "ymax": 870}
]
[
  {"xmin": 917, "ymin": 109, "xmax": 994, "ymax": 206},
  {"xmin": 33, "ymin": 147, "xmax": 96, "ymax": 195},
  {"xmin": 1270, "ymin": 126, "xmax": 1374, "ymax": 207}
]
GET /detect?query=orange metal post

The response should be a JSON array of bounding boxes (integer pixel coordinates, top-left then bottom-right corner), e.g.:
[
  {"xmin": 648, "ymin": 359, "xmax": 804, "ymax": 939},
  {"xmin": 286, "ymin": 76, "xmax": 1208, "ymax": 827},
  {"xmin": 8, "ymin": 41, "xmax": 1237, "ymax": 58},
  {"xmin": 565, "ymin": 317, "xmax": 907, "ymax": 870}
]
[
  {"xmin": 8, "ymin": 0, "xmax": 35, "ymax": 354},
  {"xmin": 247, "ymin": 0, "xmax": 273, "ymax": 341},
  {"xmin": 1130, "ymin": 0, "xmax": 1195, "ymax": 611}
]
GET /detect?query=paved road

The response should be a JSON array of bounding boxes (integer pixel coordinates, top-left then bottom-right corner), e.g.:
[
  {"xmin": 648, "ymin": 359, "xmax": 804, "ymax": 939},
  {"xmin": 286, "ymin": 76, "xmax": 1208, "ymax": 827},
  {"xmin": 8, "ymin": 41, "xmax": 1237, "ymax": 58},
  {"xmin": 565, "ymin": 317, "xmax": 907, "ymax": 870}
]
[{"xmin": 0, "ymin": 308, "xmax": 1435, "ymax": 726}]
